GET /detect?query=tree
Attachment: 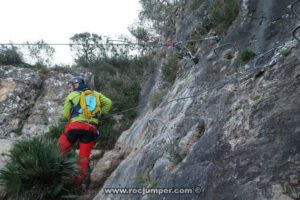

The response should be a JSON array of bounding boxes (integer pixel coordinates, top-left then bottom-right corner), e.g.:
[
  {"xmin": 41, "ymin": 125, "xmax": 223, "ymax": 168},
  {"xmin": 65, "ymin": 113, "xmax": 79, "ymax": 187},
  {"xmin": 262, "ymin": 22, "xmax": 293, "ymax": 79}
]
[
  {"xmin": 69, "ymin": 32, "xmax": 106, "ymax": 67},
  {"xmin": 70, "ymin": 32, "xmax": 137, "ymax": 67},
  {"xmin": 23, "ymin": 40, "xmax": 55, "ymax": 67},
  {"xmin": 138, "ymin": 0, "xmax": 181, "ymax": 34}
]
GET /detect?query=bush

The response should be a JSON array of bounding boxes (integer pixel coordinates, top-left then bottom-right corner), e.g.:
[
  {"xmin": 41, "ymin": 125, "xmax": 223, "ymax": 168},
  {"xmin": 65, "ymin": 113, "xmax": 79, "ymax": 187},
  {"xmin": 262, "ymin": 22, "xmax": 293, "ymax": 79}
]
[
  {"xmin": 279, "ymin": 48, "xmax": 291, "ymax": 57},
  {"xmin": 240, "ymin": 48, "xmax": 256, "ymax": 62},
  {"xmin": 150, "ymin": 90, "xmax": 167, "ymax": 109},
  {"xmin": 96, "ymin": 116, "xmax": 120, "ymax": 149},
  {"xmin": 0, "ymin": 46, "xmax": 23, "ymax": 65},
  {"xmin": 187, "ymin": 29, "xmax": 206, "ymax": 54},
  {"xmin": 136, "ymin": 175, "xmax": 158, "ymax": 188},
  {"xmin": 210, "ymin": 0, "xmax": 239, "ymax": 30},
  {"xmin": 188, "ymin": 0, "xmax": 205, "ymax": 10},
  {"xmin": 89, "ymin": 56, "xmax": 147, "ymax": 149},
  {"xmin": 162, "ymin": 55, "xmax": 180, "ymax": 83},
  {"xmin": 0, "ymin": 138, "xmax": 79, "ymax": 199},
  {"xmin": 165, "ymin": 140, "xmax": 183, "ymax": 165}
]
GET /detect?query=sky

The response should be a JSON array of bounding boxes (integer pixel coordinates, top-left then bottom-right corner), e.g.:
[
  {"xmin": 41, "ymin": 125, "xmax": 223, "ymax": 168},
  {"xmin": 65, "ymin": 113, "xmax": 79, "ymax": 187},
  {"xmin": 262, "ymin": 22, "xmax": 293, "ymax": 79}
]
[{"xmin": 0, "ymin": 0, "xmax": 141, "ymax": 65}]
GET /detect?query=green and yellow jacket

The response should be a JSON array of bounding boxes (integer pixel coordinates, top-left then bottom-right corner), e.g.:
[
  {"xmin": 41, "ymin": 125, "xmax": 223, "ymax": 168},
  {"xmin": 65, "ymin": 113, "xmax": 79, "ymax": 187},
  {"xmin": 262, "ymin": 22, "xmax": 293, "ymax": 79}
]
[{"xmin": 63, "ymin": 91, "xmax": 112, "ymax": 125}]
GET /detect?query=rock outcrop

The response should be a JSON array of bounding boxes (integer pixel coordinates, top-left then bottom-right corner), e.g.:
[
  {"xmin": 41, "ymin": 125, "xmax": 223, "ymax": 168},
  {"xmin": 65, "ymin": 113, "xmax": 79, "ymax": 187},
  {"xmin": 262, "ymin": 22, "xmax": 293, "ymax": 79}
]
[
  {"xmin": 0, "ymin": 65, "xmax": 42, "ymax": 137},
  {"xmin": 0, "ymin": 66, "xmax": 93, "ymax": 138}
]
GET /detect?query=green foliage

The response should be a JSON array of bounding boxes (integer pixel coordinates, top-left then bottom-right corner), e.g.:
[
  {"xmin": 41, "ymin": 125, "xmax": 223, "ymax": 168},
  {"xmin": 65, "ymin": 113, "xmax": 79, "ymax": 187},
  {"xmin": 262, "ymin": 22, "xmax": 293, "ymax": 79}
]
[
  {"xmin": 96, "ymin": 116, "xmax": 120, "ymax": 149},
  {"xmin": 44, "ymin": 119, "xmax": 68, "ymax": 140},
  {"xmin": 210, "ymin": 0, "xmax": 239, "ymax": 30},
  {"xmin": 95, "ymin": 77, "xmax": 142, "ymax": 149},
  {"xmin": 136, "ymin": 175, "xmax": 158, "ymax": 188},
  {"xmin": 240, "ymin": 48, "xmax": 256, "ymax": 62},
  {"xmin": 139, "ymin": 0, "xmax": 172, "ymax": 29},
  {"xmin": 162, "ymin": 55, "xmax": 180, "ymax": 83},
  {"xmin": 0, "ymin": 41, "xmax": 55, "ymax": 68},
  {"xmin": 188, "ymin": 0, "xmax": 206, "ymax": 10},
  {"xmin": 23, "ymin": 40, "xmax": 55, "ymax": 67},
  {"xmin": 70, "ymin": 32, "xmax": 135, "ymax": 68},
  {"xmin": 70, "ymin": 32, "xmax": 105, "ymax": 67},
  {"xmin": 150, "ymin": 90, "xmax": 167, "ymax": 109},
  {"xmin": 165, "ymin": 140, "xmax": 183, "ymax": 165},
  {"xmin": 0, "ymin": 138, "xmax": 79, "ymax": 199},
  {"xmin": 148, "ymin": 179, "xmax": 158, "ymax": 188},
  {"xmin": 136, "ymin": 175, "xmax": 149, "ymax": 184},
  {"xmin": 128, "ymin": 23, "xmax": 159, "ymax": 54},
  {"xmin": 197, "ymin": 120, "xmax": 206, "ymax": 137},
  {"xmin": 69, "ymin": 32, "xmax": 149, "ymax": 149},
  {"xmin": 89, "ymin": 55, "xmax": 147, "ymax": 149},
  {"xmin": 279, "ymin": 48, "xmax": 291, "ymax": 57},
  {"xmin": 14, "ymin": 126, "xmax": 23, "ymax": 136},
  {"xmin": 138, "ymin": 0, "xmax": 184, "ymax": 36},
  {"xmin": 0, "ymin": 45, "xmax": 23, "ymax": 65},
  {"xmin": 129, "ymin": 25, "xmax": 151, "ymax": 43},
  {"xmin": 187, "ymin": 29, "xmax": 206, "ymax": 54}
]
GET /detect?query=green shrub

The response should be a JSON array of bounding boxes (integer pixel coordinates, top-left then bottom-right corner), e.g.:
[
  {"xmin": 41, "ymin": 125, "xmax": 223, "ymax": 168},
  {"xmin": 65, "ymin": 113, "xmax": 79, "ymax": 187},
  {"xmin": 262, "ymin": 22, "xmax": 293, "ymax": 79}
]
[
  {"xmin": 90, "ymin": 56, "xmax": 147, "ymax": 149},
  {"xmin": 188, "ymin": 0, "xmax": 206, "ymax": 10},
  {"xmin": 136, "ymin": 175, "xmax": 158, "ymax": 188},
  {"xmin": 150, "ymin": 90, "xmax": 167, "ymax": 109},
  {"xmin": 240, "ymin": 48, "xmax": 256, "ymax": 62},
  {"xmin": 0, "ymin": 138, "xmax": 79, "ymax": 199},
  {"xmin": 165, "ymin": 140, "xmax": 183, "ymax": 165},
  {"xmin": 162, "ymin": 55, "xmax": 180, "ymax": 83},
  {"xmin": 110, "ymin": 78, "xmax": 123, "ymax": 88},
  {"xmin": 14, "ymin": 125, "xmax": 23, "ymax": 136},
  {"xmin": 279, "ymin": 48, "xmax": 291, "ymax": 57},
  {"xmin": 96, "ymin": 116, "xmax": 120, "ymax": 149},
  {"xmin": 187, "ymin": 29, "xmax": 206, "ymax": 54},
  {"xmin": 210, "ymin": 0, "xmax": 239, "ymax": 30},
  {"xmin": 0, "ymin": 46, "xmax": 23, "ymax": 65}
]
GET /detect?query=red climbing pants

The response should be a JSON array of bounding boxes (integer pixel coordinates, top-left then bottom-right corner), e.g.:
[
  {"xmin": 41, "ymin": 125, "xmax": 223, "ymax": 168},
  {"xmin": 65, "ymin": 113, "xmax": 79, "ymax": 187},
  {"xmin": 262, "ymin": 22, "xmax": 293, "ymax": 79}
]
[{"xmin": 57, "ymin": 121, "xmax": 97, "ymax": 186}]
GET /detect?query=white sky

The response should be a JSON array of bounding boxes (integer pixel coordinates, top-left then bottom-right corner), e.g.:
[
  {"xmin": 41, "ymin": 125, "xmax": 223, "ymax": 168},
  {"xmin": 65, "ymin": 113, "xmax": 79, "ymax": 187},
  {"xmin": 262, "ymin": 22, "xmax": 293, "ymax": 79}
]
[{"xmin": 0, "ymin": 0, "xmax": 141, "ymax": 65}]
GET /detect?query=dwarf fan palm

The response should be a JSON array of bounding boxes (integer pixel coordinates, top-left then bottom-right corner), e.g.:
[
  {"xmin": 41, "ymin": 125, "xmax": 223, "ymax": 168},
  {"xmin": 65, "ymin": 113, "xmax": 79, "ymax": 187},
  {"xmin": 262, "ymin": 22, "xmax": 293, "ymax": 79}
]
[{"xmin": 0, "ymin": 137, "xmax": 79, "ymax": 199}]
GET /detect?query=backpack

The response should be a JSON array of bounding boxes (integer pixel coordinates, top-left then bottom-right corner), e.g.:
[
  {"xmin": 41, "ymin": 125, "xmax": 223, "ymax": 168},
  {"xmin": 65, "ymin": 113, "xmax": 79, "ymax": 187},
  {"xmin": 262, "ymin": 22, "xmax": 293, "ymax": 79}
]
[{"xmin": 71, "ymin": 90, "xmax": 101, "ymax": 121}]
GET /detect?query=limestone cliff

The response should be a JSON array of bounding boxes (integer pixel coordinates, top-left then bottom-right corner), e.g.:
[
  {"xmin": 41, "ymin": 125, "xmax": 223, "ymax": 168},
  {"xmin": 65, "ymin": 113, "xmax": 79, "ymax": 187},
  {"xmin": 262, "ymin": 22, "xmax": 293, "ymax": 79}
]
[
  {"xmin": 91, "ymin": 0, "xmax": 300, "ymax": 199},
  {"xmin": 0, "ymin": 66, "xmax": 93, "ymax": 139}
]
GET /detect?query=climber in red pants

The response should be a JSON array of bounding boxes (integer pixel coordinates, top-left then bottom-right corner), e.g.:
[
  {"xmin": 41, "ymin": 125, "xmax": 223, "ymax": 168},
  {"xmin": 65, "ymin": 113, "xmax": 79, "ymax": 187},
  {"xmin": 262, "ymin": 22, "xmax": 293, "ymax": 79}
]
[{"xmin": 57, "ymin": 76, "xmax": 112, "ymax": 188}]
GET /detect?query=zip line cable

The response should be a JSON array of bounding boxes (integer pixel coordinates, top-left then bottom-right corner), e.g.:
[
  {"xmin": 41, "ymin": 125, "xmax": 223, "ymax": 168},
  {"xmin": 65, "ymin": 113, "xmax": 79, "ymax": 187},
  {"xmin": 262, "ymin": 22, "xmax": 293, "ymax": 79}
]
[
  {"xmin": 0, "ymin": 36, "xmax": 222, "ymax": 47},
  {"xmin": 0, "ymin": 42, "xmax": 143, "ymax": 46}
]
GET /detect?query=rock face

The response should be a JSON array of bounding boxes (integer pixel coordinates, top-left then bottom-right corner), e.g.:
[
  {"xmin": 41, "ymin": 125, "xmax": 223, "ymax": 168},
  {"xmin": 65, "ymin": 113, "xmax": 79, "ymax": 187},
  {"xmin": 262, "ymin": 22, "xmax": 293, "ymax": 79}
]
[
  {"xmin": 0, "ymin": 66, "xmax": 93, "ymax": 138},
  {"xmin": 92, "ymin": 0, "xmax": 300, "ymax": 200},
  {"xmin": 0, "ymin": 139, "xmax": 14, "ymax": 169},
  {"xmin": 0, "ymin": 66, "xmax": 42, "ymax": 137}
]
